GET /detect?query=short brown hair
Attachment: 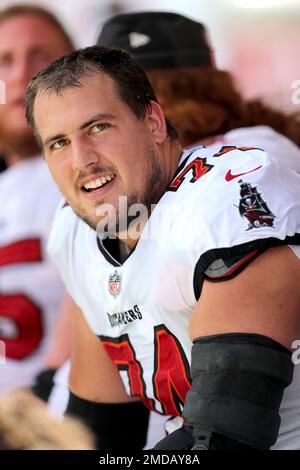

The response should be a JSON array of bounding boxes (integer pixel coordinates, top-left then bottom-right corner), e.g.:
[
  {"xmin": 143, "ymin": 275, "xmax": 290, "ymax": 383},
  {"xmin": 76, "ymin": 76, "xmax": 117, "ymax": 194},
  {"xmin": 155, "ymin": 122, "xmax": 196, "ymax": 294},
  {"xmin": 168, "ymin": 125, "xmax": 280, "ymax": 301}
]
[
  {"xmin": 25, "ymin": 45, "xmax": 177, "ymax": 147},
  {"xmin": 0, "ymin": 3, "xmax": 74, "ymax": 51}
]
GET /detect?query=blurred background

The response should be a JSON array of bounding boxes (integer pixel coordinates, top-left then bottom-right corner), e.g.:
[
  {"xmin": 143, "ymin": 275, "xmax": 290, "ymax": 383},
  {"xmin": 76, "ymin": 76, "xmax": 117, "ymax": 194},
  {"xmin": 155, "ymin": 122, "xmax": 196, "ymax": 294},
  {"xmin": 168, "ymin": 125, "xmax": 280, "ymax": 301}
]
[{"xmin": 0, "ymin": 0, "xmax": 299, "ymax": 109}]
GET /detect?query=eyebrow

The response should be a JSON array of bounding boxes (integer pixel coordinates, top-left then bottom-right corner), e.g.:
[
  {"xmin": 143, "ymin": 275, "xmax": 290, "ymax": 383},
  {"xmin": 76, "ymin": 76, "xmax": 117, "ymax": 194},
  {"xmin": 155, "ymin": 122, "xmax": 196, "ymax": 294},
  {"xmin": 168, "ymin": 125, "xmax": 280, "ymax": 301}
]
[{"xmin": 42, "ymin": 113, "xmax": 116, "ymax": 148}]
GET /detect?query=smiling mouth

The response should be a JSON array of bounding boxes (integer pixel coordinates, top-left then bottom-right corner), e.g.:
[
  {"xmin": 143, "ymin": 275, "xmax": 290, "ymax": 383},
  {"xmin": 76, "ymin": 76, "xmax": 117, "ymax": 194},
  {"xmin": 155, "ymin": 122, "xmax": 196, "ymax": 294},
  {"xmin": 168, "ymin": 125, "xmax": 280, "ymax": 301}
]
[{"xmin": 82, "ymin": 173, "xmax": 116, "ymax": 192}]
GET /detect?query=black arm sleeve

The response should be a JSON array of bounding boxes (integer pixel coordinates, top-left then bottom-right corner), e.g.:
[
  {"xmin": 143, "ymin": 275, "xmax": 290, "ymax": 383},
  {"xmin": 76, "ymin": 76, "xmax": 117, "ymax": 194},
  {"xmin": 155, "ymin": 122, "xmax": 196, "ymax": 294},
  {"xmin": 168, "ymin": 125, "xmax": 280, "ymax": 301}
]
[
  {"xmin": 31, "ymin": 368, "xmax": 57, "ymax": 402},
  {"xmin": 183, "ymin": 333, "xmax": 293, "ymax": 449},
  {"xmin": 66, "ymin": 391, "xmax": 150, "ymax": 450}
]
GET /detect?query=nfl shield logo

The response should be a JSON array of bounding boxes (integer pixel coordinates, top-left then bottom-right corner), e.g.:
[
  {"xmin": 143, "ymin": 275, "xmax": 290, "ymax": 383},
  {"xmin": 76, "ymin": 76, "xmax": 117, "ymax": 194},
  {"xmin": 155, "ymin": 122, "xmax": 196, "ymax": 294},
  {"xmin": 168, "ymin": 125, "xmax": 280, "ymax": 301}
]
[{"xmin": 108, "ymin": 270, "xmax": 121, "ymax": 297}]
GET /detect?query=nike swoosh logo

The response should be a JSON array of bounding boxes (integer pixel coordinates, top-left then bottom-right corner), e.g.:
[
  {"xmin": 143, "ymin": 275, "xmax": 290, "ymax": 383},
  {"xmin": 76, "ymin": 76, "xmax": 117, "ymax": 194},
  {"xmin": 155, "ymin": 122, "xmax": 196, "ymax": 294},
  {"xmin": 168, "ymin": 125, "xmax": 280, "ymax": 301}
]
[{"xmin": 225, "ymin": 165, "xmax": 262, "ymax": 181}]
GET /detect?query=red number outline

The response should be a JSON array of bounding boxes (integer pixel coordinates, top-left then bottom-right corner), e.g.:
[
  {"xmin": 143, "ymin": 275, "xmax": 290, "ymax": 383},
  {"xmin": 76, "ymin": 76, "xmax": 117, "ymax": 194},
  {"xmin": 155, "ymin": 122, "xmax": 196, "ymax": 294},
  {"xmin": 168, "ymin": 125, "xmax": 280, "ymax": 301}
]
[
  {"xmin": 100, "ymin": 325, "xmax": 191, "ymax": 416},
  {"xmin": 153, "ymin": 325, "xmax": 191, "ymax": 416},
  {"xmin": 0, "ymin": 238, "xmax": 43, "ymax": 359},
  {"xmin": 100, "ymin": 333, "xmax": 155, "ymax": 411},
  {"xmin": 168, "ymin": 157, "xmax": 214, "ymax": 192}
]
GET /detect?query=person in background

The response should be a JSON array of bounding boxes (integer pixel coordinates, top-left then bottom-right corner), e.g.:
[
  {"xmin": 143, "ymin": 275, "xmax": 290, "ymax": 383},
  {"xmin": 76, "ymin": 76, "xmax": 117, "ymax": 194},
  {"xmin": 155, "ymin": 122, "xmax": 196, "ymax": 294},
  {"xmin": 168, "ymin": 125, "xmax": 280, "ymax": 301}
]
[
  {"xmin": 0, "ymin": 388, "xmax": 94, "ymax": 450},
  {"xmin": 0, "ymin": 3, "xmax": 73, "ymax": 395},
  {"xmin": 97, "ymin": 11, "xmax": 300, "ymax": 168}
]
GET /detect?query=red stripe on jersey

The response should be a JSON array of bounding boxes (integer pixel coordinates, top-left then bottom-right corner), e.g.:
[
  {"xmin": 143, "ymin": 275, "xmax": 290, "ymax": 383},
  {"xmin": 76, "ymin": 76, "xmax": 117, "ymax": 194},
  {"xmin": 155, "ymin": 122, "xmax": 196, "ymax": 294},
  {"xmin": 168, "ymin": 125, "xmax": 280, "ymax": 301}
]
[{"xmin": 0, "ymin": 238, "xmax": 42, "ymax": 267}]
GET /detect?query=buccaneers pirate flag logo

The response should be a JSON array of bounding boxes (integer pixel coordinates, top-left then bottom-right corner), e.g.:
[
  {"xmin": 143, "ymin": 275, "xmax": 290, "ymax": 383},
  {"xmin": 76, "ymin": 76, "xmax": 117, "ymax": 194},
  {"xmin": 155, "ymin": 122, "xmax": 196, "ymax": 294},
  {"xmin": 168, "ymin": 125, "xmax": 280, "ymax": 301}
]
[
  {"xmin": 237, "ymin": 179, "xmax": 276, "ymax": 230},
  {"xmin": 108, "ymin": 270, "xmax": 122, "ymax": 297}
]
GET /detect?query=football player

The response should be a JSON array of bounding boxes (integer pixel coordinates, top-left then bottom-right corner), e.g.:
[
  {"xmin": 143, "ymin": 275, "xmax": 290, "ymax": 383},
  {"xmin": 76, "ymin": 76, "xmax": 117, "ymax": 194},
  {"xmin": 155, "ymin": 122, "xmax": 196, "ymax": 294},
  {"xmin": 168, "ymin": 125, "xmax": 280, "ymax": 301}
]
[{"xmin": 25, "ymin": 45, "xmax": 300, "ymax": 450}]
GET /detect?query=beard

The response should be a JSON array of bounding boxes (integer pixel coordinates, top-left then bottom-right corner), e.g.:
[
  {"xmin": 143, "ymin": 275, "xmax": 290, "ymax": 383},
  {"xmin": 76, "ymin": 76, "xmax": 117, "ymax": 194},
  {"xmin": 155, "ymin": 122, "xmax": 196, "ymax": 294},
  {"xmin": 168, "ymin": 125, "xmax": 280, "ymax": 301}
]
[
  {"xmin": 0, "ymin": 123, "xmax": 40, "ymax": 160},
  {"xmin": 74, "ymin": 144, "xmax": 167, "ymax": 239}
]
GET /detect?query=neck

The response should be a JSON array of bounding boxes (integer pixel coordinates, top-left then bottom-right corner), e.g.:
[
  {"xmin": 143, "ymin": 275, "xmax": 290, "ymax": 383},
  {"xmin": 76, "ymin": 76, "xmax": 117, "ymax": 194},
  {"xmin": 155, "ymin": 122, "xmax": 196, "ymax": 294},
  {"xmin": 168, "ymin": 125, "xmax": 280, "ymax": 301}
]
[
  {"xmin": 117, "ymin": 211, "xmax": 149, "ymax": 250},
  {"xmin": 164, "ymin": 139, "xmax": 183, "ymax": 189},
  {"xmin": 118, "ymin": 139, "xmax": 183, "ymax": 250}
]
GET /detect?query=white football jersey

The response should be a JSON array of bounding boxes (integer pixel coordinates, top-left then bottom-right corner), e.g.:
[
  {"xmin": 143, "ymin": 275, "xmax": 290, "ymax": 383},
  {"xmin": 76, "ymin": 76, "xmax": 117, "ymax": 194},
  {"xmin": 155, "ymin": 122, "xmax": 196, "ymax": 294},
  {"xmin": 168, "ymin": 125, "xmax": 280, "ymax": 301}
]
[
  {"xmin": 49, "ymin": 136, "xmax": 300, "ymax": 448},
  {"xmin": 202, "ymin": 125, "xmax": 300, "ymax": 174},
  {"xmin": 0, "ymin": 156, "xmax": 64, "ymax": 393}
]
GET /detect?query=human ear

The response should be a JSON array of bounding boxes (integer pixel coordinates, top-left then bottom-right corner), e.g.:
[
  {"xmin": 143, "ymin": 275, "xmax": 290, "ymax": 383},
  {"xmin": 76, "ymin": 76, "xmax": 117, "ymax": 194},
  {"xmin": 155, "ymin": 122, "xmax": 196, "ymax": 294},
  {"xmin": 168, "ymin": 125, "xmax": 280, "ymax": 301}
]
[{"xmin": 146, "ymin": 100, "xmax": 168, "ymax": 144}]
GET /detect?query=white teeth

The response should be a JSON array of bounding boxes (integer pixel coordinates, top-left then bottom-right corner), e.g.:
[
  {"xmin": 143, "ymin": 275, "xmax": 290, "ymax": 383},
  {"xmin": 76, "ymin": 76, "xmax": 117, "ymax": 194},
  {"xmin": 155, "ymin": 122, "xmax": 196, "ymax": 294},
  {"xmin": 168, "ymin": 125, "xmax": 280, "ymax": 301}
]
[{"xmin": 83, "ymin": 174, "xmax": 115, "ymax": 191}]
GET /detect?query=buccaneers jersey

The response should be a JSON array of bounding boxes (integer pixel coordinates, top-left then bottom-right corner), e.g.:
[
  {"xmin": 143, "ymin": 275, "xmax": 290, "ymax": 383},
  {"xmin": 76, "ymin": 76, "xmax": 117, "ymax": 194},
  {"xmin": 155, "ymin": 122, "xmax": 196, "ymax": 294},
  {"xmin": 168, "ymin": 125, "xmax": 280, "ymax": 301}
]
[
  {"xmin": 200, "ymin": 125, "xmax": 300, "ymax": 175},
  {"xmin": 0, "ymin": 157, "xmax": 64, "ymax": 393},
  {"xmin": 48, "ymin": 137, "xmax": 300, "ymax": 448}
]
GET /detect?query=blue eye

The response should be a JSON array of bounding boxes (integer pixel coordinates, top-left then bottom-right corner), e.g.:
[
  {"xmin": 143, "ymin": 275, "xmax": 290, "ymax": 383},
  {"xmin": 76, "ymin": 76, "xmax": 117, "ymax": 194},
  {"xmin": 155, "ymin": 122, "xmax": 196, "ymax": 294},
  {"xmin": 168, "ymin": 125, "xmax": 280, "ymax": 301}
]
[
  {"xmin": 90, "ymin": 123, "xmax": 110, "ymax": 133},
  {"xmin": 52, "ymin": 139, "xmax": 67, "ymax": 150}
]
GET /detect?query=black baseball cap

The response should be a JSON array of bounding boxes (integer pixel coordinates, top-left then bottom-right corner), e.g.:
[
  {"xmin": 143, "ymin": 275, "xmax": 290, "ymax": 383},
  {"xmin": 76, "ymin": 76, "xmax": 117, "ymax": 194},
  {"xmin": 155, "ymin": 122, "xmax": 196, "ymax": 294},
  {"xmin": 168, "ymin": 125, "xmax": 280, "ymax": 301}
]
[{"xmin": 97, "ymin": 11, "xmax": 213, "ymax": 69}]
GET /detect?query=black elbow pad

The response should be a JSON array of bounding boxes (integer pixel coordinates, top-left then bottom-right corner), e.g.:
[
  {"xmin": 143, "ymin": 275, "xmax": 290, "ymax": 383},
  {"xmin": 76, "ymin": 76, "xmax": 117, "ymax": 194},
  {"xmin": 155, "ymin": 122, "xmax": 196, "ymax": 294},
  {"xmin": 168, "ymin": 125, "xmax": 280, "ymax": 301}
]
[{"xmin": 182, "ymin": 333, "xmax": 293, "ymax": 449}]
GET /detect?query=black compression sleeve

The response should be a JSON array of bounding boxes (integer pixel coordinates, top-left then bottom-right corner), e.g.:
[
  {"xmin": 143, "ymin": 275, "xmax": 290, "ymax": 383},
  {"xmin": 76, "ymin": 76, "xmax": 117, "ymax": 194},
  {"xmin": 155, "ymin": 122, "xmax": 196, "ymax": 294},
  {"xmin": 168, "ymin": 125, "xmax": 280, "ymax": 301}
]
[
  {"xmin": 66, "ymin": 391, "xmax": 150, "ymax": 450},
  {"xmin": 183, "ymin": 333, "xmax": 293, "ymax": 449},
  {"xmin": 31, "ymin": 368, "xmax": 57, "ymax": 401}
]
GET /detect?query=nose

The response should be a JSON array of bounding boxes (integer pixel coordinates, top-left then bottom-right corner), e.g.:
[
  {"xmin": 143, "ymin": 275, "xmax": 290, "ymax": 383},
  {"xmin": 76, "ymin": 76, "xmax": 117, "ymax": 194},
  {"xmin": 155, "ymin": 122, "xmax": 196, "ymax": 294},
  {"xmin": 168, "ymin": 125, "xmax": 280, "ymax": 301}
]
[
  {"xmin": 71, "ymin": 137, "xmax": 101, "ymax": 172},
  {"xmin": 10, "ymin": 56, "xmax": 35, "ymax": 89}
]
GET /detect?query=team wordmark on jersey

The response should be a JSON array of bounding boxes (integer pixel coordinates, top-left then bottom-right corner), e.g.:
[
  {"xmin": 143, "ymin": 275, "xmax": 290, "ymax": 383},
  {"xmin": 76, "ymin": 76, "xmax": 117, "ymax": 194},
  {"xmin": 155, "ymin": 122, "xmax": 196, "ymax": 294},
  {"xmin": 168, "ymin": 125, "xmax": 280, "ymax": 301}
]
[
  {"xmin": 237, "ymin": 180, "xmax": 276, "ymax": 230},
  {"xmin": 106, "ymin": 305, "xmax": 142, "ymax": 328}
]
